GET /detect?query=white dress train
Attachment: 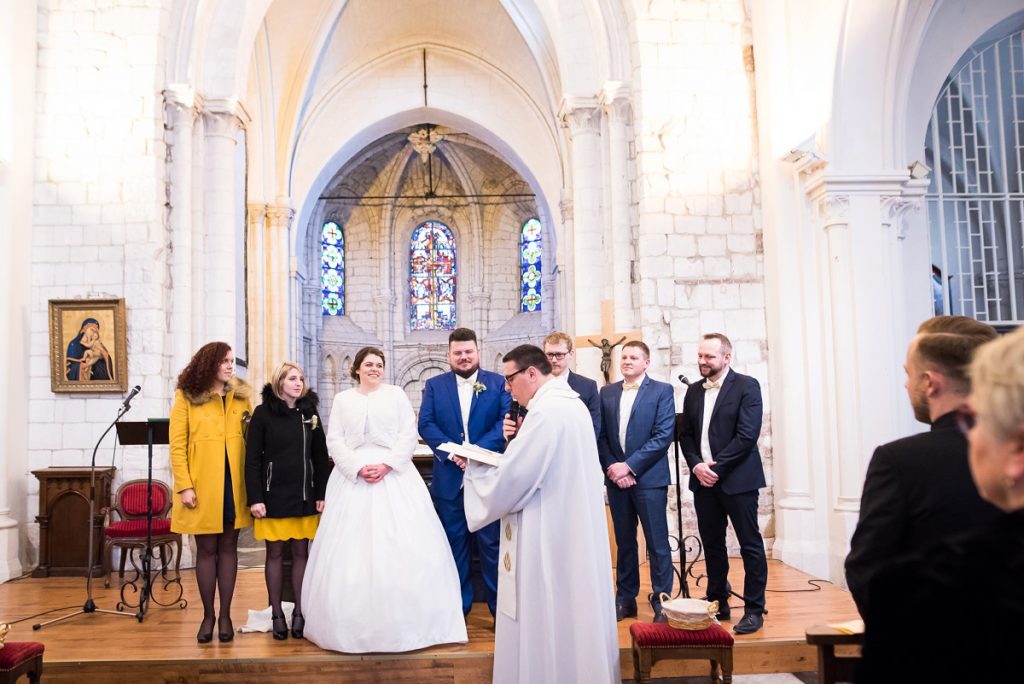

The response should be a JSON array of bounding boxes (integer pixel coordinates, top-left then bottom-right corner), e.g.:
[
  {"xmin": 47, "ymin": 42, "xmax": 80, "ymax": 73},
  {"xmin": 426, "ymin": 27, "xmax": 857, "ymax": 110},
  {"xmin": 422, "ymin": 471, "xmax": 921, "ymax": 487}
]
[{"xmin": 301, "ymin": 384, "xmax": 467, "ymax": 653}]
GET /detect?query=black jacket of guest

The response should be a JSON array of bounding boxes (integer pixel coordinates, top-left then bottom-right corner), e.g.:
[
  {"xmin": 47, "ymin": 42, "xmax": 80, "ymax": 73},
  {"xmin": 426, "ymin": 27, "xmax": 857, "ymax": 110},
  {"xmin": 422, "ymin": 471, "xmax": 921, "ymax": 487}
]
[
  {"xmin": 245, "ymin": 384, "xmax": 330, "ymax": 518},
  {"xmin": 844, "ymin": 411, "xmax": 1001, "ymax": 616},
  {"xmin": 858, "ymin": 509, "xmax": 1024, "ymax": 683}
]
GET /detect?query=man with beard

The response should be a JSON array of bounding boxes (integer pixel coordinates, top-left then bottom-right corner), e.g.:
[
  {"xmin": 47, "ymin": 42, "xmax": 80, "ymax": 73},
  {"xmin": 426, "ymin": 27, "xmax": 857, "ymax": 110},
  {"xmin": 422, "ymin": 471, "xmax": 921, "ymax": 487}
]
[
  {"xmin": 419, "ymin": 327, "xmax": 511, "ymax": 618},
  {"xmin": 679, "ymin": 332, "xmax": 767, "ymax": 634},
  {"xmin": 845, "ymin": 316, "xmax": 1001, "ymax": 617}
]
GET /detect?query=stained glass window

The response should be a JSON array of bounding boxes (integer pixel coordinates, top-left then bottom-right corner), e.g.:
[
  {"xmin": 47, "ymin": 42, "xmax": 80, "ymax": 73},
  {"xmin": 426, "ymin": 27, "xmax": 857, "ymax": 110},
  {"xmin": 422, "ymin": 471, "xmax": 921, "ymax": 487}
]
[
  {"xmin": 520, "ymin": 217, "xmax": 542, "ymax": 312},
  {"xmin": 409, "ymin": 220, "xmax": 457, "ymax": 330},
  {"xmin": 321, "ymin": 221, "xmax": 345, "ymax": 316}
]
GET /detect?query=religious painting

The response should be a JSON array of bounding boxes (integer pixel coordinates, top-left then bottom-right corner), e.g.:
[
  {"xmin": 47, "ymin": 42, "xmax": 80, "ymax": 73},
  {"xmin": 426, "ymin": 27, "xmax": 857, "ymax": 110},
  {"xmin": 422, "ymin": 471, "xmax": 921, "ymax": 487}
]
[{"xmin": 48, "ymin": 298, "xmax": 128, "ymax": 393}]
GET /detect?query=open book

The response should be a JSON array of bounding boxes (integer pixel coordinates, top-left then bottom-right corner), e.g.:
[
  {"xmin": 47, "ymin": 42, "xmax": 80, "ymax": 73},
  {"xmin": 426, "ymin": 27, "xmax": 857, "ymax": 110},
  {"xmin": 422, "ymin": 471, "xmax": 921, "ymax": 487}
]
[{"xmin": 438, "ymin": 441, "xmax": 501, "ymax": 466}]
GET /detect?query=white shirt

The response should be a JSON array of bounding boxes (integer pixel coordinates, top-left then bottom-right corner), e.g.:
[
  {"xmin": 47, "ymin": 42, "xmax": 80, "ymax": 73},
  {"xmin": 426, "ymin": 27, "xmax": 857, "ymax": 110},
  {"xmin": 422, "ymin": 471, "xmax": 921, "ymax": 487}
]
[
  {"xmin": 456, "ymin": 369, "xmax": 479, "ymax": 440},
  {"xmin": 618, "ymin": 373, "xmax": 646, "ymax": 455},
  {"xmin": 700, "ymin": 367, "xmax": 730, "ymax": 464}
]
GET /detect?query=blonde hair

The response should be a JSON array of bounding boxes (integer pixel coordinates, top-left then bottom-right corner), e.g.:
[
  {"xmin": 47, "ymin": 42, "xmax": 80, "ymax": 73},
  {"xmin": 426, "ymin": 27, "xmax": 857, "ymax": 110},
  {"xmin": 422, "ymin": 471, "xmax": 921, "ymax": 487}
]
[
  {"xmin": 543, "ymin": 331, "xmax": 573, "ymax": 352},
  {"xmin": 270, "ymin": 361, "xmax": 309, "ymax": 401},
  {"xmin": 969, "ymin": 327, "xmax": 1024, "ymax": 442}
]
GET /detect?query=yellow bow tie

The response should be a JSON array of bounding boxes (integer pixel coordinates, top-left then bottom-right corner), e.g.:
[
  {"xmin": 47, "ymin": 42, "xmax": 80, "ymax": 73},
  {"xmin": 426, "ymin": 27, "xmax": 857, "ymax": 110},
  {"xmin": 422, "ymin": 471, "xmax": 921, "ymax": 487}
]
[
  {"xmin": 703, "ymin": 380, "xmax": 721, "ymax": 390},
  {"xmin": 623, "ymin": 382, "xmax": 640, "ymax": 391}
]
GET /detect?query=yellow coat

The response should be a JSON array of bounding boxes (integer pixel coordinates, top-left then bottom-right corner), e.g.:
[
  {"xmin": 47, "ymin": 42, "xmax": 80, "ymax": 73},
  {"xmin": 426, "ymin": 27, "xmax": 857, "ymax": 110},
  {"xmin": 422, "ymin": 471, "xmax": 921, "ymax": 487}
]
[{"xmin": 169, "ymin": 377, "xmax": 254, "ymax": 534}]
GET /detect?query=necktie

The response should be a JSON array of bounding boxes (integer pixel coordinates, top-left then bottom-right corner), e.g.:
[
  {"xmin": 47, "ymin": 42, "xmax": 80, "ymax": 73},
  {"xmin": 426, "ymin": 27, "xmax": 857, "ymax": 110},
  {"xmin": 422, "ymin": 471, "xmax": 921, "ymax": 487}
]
[{"xmin": 623, "ymin": 382, "xmax": 640, "ymax": 391}]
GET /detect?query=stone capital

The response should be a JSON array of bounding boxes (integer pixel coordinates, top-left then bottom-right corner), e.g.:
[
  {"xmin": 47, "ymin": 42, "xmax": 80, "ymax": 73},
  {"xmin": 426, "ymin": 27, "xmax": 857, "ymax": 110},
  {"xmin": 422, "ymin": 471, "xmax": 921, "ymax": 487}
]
[
  {"xmin": 247, "ymin": 203, "xmax": 268, "ymax": 226},
  {"xmin": 202, "ymin": 98, "xmax": 252, "ymax": 136},
  {"xmin": 164, "ymin": 84, "xmax": 201, "ymax": 119},
  {"xmin": 598, "ymin": 82, "xmax": 631, "ymax": 123},
  {"xmin": 266, "ymin": 204, "xmax": 294, "ymax": 229},
  {"xmin": 557, "ymin": 96, "xmax": 601, "ymax": 136}
]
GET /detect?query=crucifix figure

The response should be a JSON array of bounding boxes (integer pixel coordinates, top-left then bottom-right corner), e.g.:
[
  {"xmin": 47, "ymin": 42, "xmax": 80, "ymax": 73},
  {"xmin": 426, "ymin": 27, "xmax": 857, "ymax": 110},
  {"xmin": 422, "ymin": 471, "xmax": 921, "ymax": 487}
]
[
  {"xmin": 574, "ymin": 300, "xmax": 641, "ymax": 385},
  {"xmin": 587, "ymin": 336, "xmax": 626, "ymax": 384}
]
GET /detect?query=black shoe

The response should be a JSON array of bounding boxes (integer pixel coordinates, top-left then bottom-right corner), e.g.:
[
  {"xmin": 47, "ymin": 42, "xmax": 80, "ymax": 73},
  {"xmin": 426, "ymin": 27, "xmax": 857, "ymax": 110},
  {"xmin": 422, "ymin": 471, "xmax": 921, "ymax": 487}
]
[
  {"xmin": 196, "ymin": 614, "xmax": 215, "ymax": 644},
  {"xmin": 290, "ymin": 612, "xmax": 304, "ymax": 639},
  {"xmin": 648, "ymin": 594, "xmax": 668, "ymax": 623},
  {"xmin": 271, "ymin": 613, "xmax": 288, "ymax": 640},
  {"xmin": 703, "ymin": 595, "xmax": 731, "ymax": 621},
  {"xmin": 218, "ymin": 615, "xmax": 235, "ymax": 642},
  {"xmin": 733, "ymin": 612, "xmax": 764, "ymax": 635},
  {"xmin": 615, "ymin": 598, "xmax": 638, "ymax": 622}
]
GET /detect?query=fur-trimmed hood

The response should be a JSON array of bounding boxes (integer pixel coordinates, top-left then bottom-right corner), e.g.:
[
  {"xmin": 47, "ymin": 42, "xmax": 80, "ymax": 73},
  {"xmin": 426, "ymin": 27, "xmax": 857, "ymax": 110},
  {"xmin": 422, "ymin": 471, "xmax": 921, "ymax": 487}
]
[
  {"xmin": 181, "ymin": 376, "xmax": 252, "ymax": 405},
  {"xmin": 260, "ymin": 383, "xmax": 320, "ymax": 417}
]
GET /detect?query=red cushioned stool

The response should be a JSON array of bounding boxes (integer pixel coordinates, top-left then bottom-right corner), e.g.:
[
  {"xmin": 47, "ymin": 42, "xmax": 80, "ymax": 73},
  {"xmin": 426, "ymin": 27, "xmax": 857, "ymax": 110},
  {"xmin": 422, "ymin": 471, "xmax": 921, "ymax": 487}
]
[
  {"xmin": 630, "ymin": 621, "xmax": 734, "ymax": 684},
  {"xmin": 0, "ymin": 642, "xmax": 44, "ymax": 684}
]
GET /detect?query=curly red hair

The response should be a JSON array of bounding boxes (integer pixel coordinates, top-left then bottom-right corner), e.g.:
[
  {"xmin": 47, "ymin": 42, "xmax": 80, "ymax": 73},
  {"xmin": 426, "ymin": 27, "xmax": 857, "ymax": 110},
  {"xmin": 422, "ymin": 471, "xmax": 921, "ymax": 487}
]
[{"xmin": 177, "ymin": 341, "xmax": 231, "ymax": 397}]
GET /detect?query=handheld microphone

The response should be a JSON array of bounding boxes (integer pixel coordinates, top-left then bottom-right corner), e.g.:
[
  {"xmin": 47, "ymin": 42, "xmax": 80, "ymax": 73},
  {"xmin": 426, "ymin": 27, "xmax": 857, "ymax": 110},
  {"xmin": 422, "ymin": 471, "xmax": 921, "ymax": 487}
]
[
  {"xmin": 121, "ymin": 384, "xmax": 142, "ymax": 409},
  {"xmin": 509, "ymin": 401, "xmax": 522, "ymax": 421},
  {"xmin": 678, "ymin": 375, "xmax": 691, "ymax": 386}
]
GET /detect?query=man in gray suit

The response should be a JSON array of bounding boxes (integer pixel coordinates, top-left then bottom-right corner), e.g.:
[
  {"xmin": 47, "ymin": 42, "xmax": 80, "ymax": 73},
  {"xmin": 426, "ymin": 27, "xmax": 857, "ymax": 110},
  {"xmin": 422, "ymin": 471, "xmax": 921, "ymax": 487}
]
[{"xmin": 543, "ymin": 331, "xmax": 601, "ymax": 438}]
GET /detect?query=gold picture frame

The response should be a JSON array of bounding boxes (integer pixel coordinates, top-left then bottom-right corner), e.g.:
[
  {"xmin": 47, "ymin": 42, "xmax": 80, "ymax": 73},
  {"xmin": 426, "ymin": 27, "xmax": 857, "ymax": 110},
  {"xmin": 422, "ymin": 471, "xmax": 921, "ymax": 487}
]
[{"xmin": 48, "ymin": 298, "xmax": 128, "ymax": 393}]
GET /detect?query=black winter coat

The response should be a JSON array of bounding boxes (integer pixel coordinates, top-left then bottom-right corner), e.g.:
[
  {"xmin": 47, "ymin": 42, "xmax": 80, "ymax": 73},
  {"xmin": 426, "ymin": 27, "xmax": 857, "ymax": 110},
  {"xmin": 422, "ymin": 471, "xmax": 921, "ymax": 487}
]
[{"xmin": 244, "ymin": 384, "xmax": 330, "ymax": 518}]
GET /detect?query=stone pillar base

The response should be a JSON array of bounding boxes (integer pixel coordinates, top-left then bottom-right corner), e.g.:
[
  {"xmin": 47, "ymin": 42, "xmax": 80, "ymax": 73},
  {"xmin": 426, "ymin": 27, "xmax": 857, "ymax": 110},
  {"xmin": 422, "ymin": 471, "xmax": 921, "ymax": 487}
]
[{"xmin": 0, "ymin": 512, "xmax": 23, "ymax": 581}]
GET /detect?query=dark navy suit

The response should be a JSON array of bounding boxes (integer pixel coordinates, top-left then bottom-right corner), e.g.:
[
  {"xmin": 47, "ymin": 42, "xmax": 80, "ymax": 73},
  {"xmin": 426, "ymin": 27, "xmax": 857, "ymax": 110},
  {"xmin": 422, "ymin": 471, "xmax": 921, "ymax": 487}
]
[
  {"xmin": 679, "ymin": 368, "xmax": 767, "ymax": 614},
  {"xmin": 566, "ymin": 370, "xmax": 601, "ymax": 439},
  {"xmin": 597, "ymin": 375, "xmax": 675, "ymax": 605},
  {"xmin": 418, "ymin": 369, "xmax": 510, "ymax": 615}
]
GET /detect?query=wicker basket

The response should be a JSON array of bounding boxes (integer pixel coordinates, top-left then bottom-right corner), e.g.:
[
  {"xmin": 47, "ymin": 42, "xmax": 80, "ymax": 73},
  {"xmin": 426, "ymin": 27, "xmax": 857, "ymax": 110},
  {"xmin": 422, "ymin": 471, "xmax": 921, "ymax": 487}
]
[{"xmin": 658, "ymin": 593, "xmax": 719, "ymax": 631}]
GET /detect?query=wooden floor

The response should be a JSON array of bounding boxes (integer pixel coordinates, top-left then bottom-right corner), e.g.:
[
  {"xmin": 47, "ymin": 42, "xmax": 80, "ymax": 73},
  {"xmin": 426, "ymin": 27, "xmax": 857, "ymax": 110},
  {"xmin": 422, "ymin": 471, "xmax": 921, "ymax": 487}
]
[{"xmin": 0, "ymin": 559, "xmax": 858, "ymax": 682}]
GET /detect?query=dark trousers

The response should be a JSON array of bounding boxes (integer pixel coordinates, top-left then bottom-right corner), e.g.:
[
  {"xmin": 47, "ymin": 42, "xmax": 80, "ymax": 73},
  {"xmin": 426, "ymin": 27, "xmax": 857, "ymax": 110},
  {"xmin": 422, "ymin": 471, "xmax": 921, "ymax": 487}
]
[
  {"xmin": 433, "ymin": 491, "xmax": 499, "ymax": 616},
  {"xmin": 693, "ymin": 487, "xmax": 767, "ymax": 614},
  {"xmin": 607, "ymin": 484, "xmax": 673, "ymax": 604}
]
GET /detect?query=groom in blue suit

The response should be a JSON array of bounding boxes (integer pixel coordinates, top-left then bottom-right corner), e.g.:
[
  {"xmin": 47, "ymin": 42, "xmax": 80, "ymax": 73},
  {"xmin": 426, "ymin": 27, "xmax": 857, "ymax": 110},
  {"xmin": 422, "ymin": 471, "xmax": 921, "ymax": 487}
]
[
  {"xmin": 597, "ymin": 340, "xmax": 676, "ymax": 622},
  {"xmin": 419, "ymin": 327, "xmax": 510, "ymax": 617}
]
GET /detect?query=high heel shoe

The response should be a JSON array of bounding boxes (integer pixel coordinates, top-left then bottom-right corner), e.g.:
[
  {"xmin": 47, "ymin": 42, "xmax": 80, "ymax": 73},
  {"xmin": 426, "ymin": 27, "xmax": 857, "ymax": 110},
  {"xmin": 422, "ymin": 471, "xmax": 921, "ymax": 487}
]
[
  {"xmin": 197, "ymin": 614, "xmax": 215, "ymax": 644},
  {"xmin": 271, "ymin": 613, "xmax": 288, "ymax": 640},
  {"xmin": 218, "ymin": 614, "xmax": 234, "ymax": 643},
  {"xmin": 290, "ymin": 612, "xmax": 305, "ymax": 639}
]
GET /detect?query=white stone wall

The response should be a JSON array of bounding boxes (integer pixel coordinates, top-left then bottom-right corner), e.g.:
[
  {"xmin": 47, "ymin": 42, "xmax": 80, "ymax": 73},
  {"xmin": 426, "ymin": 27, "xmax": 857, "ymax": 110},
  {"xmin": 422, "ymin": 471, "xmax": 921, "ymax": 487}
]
[
  {"xmin": 27, "ymin": 0, "xmax": 172, "ymax": 563},
  {"xmin": 628, "ymin": 0, "xmax": 773, "ymax": 552}
]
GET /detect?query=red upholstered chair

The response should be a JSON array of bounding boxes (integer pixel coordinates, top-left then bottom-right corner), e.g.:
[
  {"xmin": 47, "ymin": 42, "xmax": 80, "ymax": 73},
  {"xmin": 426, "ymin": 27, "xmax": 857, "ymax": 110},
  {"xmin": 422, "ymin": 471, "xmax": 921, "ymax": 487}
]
[
  {"xmin": 630, "ymin": 621, "xmax": 735, "ymax": 684},
  {"xmin": 103, "ymin": 479, "xmax": 182, "ymax": 588},
  {"xmin": 0, "ymin": 641, "xmax": 44, "ymax": 684}
]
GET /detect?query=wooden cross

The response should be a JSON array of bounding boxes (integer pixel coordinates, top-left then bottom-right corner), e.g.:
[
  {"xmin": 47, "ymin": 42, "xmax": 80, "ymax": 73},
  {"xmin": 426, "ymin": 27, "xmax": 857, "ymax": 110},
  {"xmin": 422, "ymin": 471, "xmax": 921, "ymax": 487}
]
[{"xmin": 574, "ymin": 300, "xmax": 641, "ymax": 385}]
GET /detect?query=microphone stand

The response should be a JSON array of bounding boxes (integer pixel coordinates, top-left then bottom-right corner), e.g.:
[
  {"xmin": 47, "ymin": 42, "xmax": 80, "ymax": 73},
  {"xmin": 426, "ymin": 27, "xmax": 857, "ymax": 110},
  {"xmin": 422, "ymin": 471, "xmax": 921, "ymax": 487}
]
[
  {"xmin": 34, "ymin": 400, "xmax": 138, "ymax": 630},
  {"xmin": 669, "ymin": 375, "xmax": 703, "ymax": 599}
]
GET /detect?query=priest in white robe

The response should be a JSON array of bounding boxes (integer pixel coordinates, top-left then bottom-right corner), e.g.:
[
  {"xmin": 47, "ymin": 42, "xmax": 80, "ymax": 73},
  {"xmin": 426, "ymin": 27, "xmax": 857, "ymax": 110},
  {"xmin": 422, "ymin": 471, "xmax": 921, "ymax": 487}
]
[{"xmin": 464, "ymin": 344, "xmax": 621, "ymax": 684}]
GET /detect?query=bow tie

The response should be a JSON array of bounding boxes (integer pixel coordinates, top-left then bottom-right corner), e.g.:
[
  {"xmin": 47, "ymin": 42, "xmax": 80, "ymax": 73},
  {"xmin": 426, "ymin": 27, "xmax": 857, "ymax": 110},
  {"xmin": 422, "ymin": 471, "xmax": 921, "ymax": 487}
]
[
  {"xmin": 457, "ymin": 376, "xmax": 476, "ymax": 386},
  {"xmin": 623, "ymin": 382, "xmax": 640, "ymax": 391},
  {"xmin": 703, "ymin": 380, "xmax": 721, "ymax": 390}
]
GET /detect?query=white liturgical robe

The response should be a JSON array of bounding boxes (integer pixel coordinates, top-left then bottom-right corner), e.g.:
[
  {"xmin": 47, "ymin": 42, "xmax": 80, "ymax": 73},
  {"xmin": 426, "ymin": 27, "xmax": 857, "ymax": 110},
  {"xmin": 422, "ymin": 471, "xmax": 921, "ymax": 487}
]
[{"xmin": 464, "ymin": 376, "xmax": 621, "ymax": 684}]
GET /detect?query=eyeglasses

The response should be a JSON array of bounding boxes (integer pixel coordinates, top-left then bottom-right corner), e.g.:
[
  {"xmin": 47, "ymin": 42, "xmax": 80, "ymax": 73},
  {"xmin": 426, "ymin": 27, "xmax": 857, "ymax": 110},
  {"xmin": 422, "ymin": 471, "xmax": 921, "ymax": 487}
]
[
  {"xmin": 955, "ymin": 407, "xmax": 976, "ymax": 437},
  {"xmin": 504, "ymin": 368, "xmax": 527, "ymax": 384},
  {"xmin": 545, "ymin": 352, "xmax": 568, "ymax": 360}
]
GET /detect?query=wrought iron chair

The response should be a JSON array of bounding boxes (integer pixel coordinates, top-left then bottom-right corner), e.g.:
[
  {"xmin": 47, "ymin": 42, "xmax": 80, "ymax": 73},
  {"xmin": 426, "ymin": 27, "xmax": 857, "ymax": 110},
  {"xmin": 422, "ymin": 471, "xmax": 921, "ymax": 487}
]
[{"xmin": 102, "ymin": 479, "xmax": 182, "ymax": 589}]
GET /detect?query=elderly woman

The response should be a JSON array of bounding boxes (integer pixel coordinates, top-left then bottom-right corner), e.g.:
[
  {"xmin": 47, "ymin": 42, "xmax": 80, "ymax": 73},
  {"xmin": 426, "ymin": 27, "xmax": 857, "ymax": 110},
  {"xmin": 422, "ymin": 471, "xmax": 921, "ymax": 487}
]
[
  {"xmin": 859, "ymin": 326, "xmax": 1024, "ymax": 682},
  {"xmin": 170, "ymin": 341, "xmax": 253, "ymax": 644},
  {"xmin": 245, "ymin": 362, "xmax": 329, "ymax": 640}
]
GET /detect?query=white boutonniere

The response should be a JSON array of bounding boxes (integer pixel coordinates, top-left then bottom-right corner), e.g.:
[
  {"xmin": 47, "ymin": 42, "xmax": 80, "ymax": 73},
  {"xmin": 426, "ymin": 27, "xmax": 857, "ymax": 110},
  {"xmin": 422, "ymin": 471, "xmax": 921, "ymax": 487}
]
[
  {"xmin": 472, "ymin": 381, "xmax": 486, "ymax": 396},
  {"xmin": 303, "ymin": 415, "xmax": 320, "ymax": 431}
]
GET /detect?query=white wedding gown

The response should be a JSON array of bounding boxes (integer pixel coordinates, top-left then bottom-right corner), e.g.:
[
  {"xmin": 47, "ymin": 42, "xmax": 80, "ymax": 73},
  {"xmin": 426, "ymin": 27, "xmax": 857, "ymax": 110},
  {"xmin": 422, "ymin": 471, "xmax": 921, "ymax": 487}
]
[{"xmin": 301, "ymin": 384, "xmax": 467, "ymax": 653}]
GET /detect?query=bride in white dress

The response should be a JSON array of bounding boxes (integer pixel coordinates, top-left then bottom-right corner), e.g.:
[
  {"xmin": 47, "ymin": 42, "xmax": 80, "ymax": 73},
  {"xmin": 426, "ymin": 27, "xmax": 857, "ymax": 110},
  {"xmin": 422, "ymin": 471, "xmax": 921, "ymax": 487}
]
[{"xmin": 301, "ymin": 347, "xmax": 467, "ymax": 652}]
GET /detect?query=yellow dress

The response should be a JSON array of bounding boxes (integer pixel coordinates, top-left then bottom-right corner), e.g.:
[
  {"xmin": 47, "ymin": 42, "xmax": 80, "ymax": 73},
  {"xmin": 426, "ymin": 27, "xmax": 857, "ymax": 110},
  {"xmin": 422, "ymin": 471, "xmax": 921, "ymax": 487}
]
[{"xmin": 254, "ymin": 514, "xmax": 319, "ymax": 541}]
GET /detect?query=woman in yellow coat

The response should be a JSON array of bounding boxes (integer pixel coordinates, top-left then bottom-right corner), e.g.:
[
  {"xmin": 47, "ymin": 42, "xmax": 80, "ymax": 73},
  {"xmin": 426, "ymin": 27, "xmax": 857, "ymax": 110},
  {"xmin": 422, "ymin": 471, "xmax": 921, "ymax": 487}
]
[{"xmin": 170, "ymin": 341, "xmax": 253, "ymax": 644}]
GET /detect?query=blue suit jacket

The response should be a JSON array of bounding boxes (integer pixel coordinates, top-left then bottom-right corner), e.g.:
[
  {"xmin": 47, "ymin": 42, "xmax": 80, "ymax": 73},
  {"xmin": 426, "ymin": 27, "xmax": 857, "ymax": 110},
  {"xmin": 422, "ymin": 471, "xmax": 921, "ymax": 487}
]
[
  {"xmin": 679, "ymin": 369, "xmax": 765, "ymax": 495},
  {"xmin": 566, "ymin": 370, "xmax": 601, "ymax": 439},
  {"xmin": 596, "ymin": 376, "xmax": 675, "ymax": 487},
  {"xmin": 418, "ymin": 369, "xmax": 511, "ymax": 500}
]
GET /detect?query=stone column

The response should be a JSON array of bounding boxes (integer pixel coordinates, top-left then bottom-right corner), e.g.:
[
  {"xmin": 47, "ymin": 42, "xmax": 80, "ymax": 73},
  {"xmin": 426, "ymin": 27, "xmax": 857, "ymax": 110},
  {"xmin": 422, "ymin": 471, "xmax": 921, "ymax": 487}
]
[
  {"xmin": 0, "ymin": 0, "xmax": 35, "ymax": 580},
  {"xmin": 559, "ymin": 97, "xmax": 604, "ymax": 371},
  {"xmin": 165, "ymin": 86, "xmax": 198, "ymax": 379},
  {"xmin": 265, "ymin": 203, "xmax": 294, "ymax": 371},
  {"xmin": 600, "ymin": 82, "xmax": 635, "ymax": 331},
  {"xmin": 201, "ymin": 100, "xmax": 249, "ymax": 346},
  {"xmin": 245, "ymin": 203, "xmax": 268, "ymax": 384}
]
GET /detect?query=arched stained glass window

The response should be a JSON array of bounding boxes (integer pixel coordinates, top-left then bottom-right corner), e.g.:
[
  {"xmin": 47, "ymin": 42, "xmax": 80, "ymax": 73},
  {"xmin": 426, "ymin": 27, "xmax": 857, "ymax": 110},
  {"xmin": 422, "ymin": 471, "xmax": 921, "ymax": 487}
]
[
  {"xmin": 409, "ymin": 220, "xmax": 457, "ymax": 330},
  {"xmin": 321, "ymin": 221, "xmax": 345, "ymax": 316},
  {"xmin": 520, "ymin": 217, "xmax": 542, "ymax": 312}
]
